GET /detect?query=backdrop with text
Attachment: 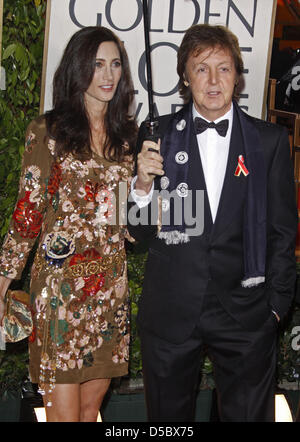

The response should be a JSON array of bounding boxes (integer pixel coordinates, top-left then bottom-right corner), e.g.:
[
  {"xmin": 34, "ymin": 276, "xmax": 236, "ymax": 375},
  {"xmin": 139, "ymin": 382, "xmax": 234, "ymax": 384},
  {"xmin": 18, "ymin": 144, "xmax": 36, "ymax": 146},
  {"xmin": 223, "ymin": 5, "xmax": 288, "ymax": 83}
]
[{"xmin": 41, "ymin": 0, "xmax": 277, "ymax": 121}]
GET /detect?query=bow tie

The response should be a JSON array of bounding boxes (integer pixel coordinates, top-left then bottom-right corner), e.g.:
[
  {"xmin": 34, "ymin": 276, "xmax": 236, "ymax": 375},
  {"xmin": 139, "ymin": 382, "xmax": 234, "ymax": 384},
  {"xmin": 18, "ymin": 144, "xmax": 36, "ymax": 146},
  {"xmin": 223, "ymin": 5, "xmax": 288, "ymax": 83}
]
[{"xmin": 194, "ymin": 117, "xmax": 229, "ymax": 137}]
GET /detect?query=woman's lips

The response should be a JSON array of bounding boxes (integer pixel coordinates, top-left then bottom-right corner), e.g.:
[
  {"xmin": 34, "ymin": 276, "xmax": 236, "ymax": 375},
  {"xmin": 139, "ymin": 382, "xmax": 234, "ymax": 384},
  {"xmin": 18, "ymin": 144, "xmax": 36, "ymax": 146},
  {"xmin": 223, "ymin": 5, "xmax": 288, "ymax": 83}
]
[{"xmin": 100, "ymin": 85, "xmax": 114, "ymax": 92}]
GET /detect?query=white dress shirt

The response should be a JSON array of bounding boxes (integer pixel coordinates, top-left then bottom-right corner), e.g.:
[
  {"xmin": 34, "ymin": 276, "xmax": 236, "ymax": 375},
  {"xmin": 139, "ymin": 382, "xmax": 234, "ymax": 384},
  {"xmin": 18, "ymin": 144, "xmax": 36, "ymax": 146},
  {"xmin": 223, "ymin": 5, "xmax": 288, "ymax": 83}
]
[
  {"xmin": 193, "ymin": 104, "xmax": 233, "ymax": 222},
  {"xmin": 131, "ymin": 103, "xmax": 233, "ymax": 223}
]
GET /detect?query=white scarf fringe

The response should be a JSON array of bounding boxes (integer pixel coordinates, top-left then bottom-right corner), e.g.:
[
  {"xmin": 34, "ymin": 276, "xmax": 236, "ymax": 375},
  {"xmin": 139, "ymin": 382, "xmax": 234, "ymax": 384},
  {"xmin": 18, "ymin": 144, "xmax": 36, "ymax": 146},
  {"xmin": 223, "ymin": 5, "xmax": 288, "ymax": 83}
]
[
  {"xmin": 241, "ymin": 276, "xmax": 265, "ymax": 288},
  {"xmin": 158, "ymin": 230, "xmax": 190, "ymax": 245}
]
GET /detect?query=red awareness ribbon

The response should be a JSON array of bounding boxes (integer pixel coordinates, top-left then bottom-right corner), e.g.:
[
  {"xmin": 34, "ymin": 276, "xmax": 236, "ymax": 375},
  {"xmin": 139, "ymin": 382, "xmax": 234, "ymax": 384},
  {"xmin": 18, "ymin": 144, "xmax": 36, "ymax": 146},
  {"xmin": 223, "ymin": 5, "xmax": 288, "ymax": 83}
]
[{"xmin": 234, "ymin": 155, "xmax": 249, "ymax": 177}]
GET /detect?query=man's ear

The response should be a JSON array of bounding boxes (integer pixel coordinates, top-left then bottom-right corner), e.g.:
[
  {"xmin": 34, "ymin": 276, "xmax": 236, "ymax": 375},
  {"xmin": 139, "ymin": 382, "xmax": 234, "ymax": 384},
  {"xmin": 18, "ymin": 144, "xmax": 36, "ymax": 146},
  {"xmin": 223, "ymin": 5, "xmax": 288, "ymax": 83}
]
[{"xmin": 183, "ymin": 73, "xmax": 189, "ymax": 87}]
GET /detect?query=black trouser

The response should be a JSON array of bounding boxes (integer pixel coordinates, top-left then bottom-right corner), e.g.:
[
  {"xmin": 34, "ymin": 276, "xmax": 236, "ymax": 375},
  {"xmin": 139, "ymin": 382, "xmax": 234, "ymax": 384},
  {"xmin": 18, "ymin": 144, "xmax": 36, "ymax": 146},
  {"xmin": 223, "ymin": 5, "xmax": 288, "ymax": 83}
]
[{"xmin": 140, "ymin": 290, "xmax": 277, "ymax": 422}]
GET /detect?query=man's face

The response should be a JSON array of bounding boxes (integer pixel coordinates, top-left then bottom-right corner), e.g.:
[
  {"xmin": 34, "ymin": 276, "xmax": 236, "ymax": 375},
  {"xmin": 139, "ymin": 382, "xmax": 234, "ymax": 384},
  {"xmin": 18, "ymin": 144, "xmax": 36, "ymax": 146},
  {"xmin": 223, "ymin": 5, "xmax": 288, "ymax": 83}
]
[{"xmin": 185, "ymin": 46, "xmax": 237, "ymax": 121}]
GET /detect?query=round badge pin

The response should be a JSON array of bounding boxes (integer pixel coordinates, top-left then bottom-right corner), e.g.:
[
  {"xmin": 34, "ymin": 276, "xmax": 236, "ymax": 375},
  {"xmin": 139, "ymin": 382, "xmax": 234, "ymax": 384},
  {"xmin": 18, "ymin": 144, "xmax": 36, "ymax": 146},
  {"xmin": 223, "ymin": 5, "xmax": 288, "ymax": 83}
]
[
  {"xmin": 161, "ymin": 199, "xmax": 170, "ymax": 212},
  {"xmin": 175, "ymin": 151, "xmax": 188, "ymax": 165},
  {"xmin": 176, "ymin": 119, "xmax": 186, "ymax": 131},
  {"xmin": 176, "ymin": 182, "xmax": 189, "ymax": 198},
  {"xmin": 160, "ymin": 176, "xmax": 170, "ymax": 190}
]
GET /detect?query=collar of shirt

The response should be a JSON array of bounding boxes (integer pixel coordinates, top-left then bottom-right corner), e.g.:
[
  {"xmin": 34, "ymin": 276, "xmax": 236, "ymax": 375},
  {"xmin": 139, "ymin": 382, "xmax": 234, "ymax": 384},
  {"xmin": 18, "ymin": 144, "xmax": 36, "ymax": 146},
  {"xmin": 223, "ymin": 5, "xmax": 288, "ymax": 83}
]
[{"xmin": 192, "ymin": 103, "xmax": 234, "ymax": 138}]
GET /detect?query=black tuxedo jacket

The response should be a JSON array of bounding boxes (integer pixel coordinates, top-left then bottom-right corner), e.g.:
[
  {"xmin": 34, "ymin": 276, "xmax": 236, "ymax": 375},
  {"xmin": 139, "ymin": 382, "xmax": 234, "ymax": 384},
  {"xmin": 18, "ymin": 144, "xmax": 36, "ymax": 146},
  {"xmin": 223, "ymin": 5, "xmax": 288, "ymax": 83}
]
[{"xmin": 128, "ymin": 102, "xmax": 298, "ymax": 344}]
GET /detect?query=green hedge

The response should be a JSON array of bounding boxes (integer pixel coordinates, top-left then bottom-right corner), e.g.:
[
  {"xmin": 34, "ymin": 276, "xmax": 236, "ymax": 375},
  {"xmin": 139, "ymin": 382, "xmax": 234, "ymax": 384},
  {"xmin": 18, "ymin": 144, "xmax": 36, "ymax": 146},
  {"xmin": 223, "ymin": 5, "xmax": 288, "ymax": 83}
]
[
  {"xmin": 0, "ymin": 0, "xmax": 47, "ymax": 394},
  {"xmin": 0, "ymin": 0, "xmax": 45, "ymax": 240}
]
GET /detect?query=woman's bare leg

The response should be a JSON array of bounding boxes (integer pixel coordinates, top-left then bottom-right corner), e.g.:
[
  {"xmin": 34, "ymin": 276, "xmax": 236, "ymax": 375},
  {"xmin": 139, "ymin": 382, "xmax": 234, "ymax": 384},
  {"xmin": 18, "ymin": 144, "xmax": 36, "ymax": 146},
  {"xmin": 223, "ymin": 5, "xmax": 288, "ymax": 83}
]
[
  {"xmin": 80, "ymin": 378, "xmax": 111, "ymax": 422},
  {"xmin": 43, "ymin": 384, "xmax": 80, "ymax": 422}
]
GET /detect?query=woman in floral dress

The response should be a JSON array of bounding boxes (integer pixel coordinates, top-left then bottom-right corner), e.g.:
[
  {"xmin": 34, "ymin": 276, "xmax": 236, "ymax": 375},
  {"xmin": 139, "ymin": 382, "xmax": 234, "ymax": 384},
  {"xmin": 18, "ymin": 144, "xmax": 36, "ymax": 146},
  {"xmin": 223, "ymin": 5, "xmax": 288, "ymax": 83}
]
[{"xmin": 0, "ymin": 26, "xmax": 137, "ymax": 421}]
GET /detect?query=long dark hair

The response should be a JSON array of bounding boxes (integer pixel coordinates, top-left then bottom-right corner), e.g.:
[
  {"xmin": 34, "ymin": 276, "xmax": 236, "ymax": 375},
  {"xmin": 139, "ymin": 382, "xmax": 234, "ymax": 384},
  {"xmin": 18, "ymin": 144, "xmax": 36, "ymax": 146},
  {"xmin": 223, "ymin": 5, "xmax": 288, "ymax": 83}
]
[{"xmin": 45, "ymin": 26, "xmax": 137, "ymax": 162}]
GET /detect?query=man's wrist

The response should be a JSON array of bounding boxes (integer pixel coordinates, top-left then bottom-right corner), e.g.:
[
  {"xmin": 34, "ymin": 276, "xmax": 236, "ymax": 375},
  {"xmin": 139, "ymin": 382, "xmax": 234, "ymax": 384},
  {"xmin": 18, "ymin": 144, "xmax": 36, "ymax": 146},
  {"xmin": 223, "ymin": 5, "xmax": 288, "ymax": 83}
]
[
  {"xmin": 130, "ymin": 176, "xmax": 154, "ymax": 208},
  {"xmin": 134, "ymin": 178, "xmax": 153, "ymax": 196}
]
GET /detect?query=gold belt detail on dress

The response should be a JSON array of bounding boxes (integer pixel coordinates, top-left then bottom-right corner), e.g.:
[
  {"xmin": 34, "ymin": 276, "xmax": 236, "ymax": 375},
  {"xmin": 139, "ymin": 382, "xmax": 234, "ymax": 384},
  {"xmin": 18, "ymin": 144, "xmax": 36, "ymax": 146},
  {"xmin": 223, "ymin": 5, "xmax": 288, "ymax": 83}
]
[{"xmin": 64, "ymin": 249, "xmax": 125, "ymax": 279}]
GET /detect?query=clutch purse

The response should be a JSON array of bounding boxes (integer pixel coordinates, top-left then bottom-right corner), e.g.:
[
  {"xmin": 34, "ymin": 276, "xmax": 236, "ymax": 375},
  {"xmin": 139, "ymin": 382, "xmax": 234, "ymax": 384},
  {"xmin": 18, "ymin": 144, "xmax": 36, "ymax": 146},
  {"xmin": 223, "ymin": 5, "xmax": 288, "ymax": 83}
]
[{"xmin": 2, "ymin": 290, "xmax": 33, "ymax": 343}]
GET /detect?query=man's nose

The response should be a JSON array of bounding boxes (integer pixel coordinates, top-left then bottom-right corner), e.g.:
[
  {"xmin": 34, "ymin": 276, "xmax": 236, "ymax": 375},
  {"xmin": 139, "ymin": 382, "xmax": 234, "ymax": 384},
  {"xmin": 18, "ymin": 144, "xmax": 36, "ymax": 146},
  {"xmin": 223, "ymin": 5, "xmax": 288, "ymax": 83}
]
[{"xmin": 208, "ymin": 69, "xmax": 218, "ymax": 84}]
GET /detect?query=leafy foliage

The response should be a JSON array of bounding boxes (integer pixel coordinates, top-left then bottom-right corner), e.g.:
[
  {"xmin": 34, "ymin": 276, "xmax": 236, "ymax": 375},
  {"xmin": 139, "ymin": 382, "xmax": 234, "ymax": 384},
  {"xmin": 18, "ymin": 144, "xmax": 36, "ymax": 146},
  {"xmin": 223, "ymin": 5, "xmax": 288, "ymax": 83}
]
[
  {"xmin": 0, "ymin": 0, "xmax": 46, "ymax": 241},
  {"xmin": 277, "ymin": 304, "xmax": 300, "ymax": 386},
  {"xmin": 0, "ymin": 0, "xmax": 46, "ymax": 394},
  {"xmin": 0, "ymin": 341, "xmax": 28, "ymax": 397},
  {"xmin": 127, "ymin": 248, "xmax": 147, "ymax": 379}
]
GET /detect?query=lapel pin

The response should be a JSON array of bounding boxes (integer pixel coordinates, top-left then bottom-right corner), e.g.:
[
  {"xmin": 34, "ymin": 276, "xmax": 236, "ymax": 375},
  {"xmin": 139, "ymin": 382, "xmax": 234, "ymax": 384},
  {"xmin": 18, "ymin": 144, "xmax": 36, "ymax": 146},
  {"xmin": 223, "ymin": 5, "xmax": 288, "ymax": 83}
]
[
  {"xmin": 234, "ymin": 155, "xmax": 249, "ymax": 177},
  {"xmin": 176, "ymin": 182, "xmax": 189, "ymax": 198},
  {"xmin": 176, "ymin": 119, "xmax": 186, "ymax": 131},
  {"xmin": 175, "ymin": 151, "xmax": 189, "ymax": 165},
  {"xmin": 160, "ymin": 176, "xmax": 170, "ymax": 190},
  {"xmin": 161, "ymin": 199, "xmax": 170, "ymax": 212}
]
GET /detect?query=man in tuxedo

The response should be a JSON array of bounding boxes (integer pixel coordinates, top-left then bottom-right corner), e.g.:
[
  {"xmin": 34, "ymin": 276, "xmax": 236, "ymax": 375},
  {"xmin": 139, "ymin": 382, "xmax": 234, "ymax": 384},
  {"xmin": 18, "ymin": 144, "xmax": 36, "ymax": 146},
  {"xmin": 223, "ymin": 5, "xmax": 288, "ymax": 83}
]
[{"xmin": 128, "ymin": 24, "xmax": 297, "ymax": 422}]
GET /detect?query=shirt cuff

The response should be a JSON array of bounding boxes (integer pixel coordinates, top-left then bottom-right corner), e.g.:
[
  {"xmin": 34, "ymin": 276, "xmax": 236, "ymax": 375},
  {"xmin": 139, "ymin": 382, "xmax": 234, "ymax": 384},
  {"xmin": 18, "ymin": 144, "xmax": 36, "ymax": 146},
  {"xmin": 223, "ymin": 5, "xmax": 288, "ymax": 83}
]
[{"xmin": 130, "ymin": 176, "xmax": 154, "ymax": 208}]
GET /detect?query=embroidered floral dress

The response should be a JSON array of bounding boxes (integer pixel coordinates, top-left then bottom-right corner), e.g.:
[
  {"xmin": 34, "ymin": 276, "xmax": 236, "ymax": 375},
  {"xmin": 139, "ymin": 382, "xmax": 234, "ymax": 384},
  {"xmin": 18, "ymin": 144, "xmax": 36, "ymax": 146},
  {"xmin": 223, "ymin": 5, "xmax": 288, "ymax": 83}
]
[{"xmin": 0, "ymin": 116, "xmax": 134, "ymax": 389}]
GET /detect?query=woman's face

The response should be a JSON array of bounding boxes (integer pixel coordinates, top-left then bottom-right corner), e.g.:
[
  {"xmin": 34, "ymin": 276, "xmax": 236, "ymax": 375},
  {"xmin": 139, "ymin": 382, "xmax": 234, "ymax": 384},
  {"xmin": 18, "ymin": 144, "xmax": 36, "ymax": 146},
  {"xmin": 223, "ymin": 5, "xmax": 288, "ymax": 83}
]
[{"xmin": 84, "ymin": 41, "xmax": 122, "ymax": 110}]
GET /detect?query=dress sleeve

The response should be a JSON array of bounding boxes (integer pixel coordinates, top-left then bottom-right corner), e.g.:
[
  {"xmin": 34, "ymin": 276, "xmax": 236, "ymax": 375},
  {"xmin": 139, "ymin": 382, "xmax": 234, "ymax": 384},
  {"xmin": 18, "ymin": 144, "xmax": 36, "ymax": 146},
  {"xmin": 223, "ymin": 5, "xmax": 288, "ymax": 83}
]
[
  {"xmin": 122, "ymin": 155, "xmax": 136, "ymax": 244},
  {"xmin": 0, "ymin": 117, "xmax": 53, "ymax": 279}
]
